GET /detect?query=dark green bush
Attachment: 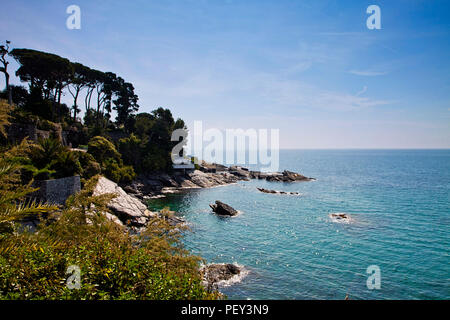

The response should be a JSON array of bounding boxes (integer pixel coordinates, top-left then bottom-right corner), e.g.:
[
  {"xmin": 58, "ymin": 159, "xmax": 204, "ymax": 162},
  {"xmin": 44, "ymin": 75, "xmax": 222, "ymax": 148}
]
[
  {"xmin": 29, "ymin": 137, "xmax": 66, "ymax": 170},
  {"xmin": 76, "ymin": 151, "xmax": 101, "ymax": 179},
  {"xmin": 49, "ymin": 151, "xmax": 82, "ymax": 179},
  {"xmin": 118, "ymin": 133, "xmax": 142, "ymax": 172},
  {"xmin": 87, "ymin": 136, "xmax": 121, "ymax": 164},
  {"xmin": 65, "ymin": 123, "xmax": 89, "ymax": 148},
  {"xmin": 37, "ymin": 119, "xmax": 59, "ymax": 132},
  {"xmin": 32, "ymin": 167, "xmax": 56, "ymax": 181},
  {"xmin": 142, "ymin": 147, "xmax": 169, "ymax": 172},
  {"xmin": 87, "ymin": 136, "xmax": 136, "ymax": 183},
  {"xmin": 0, "ymin": 177, "xmax": 219, "ymax": 300},
  {"xmin": 103, "ymin": 158, "xmax": 135, "ymax": 184}
]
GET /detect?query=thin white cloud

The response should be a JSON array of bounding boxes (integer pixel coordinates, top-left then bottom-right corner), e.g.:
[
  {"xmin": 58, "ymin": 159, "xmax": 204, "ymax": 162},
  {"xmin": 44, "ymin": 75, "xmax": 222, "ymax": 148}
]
[
  {"xmin": 130, "ymin": 61, "xmax": 392, "ymax": 115},
  {"xmin": 286, "ymin": 61, "xmax": 313, "ymax": 74},
  {"xmin": 356, "ymin": 86, "xmax": 368, "ymax": 96},
  {"xmin": 316, "ymin": 32, "xmax": 365, "ymax": 36},
  {"xmin": 348, "ymin": 70, "xmax": 388, "ymax": 76}
]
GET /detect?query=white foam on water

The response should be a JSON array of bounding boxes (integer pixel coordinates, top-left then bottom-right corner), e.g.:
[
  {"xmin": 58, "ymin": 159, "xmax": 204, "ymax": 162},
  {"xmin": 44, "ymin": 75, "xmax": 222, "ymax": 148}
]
[
  {"xmin": 232, "ymin": 210, "xmax": 243, "ymax": 217},
  {"xmin": 201, "ymin": 263, "xmax": 249, "ymax": 287},
  {"xmin": 149, "ymin": 194, "xmax": 166, "ymax": 199},
  {"xmin": 216, "ymin": 263, "xmax": 249, "ymax": 287},
  {"xmin": 329, "ymin": 212, "xmax": 353, "ymax": 224}
]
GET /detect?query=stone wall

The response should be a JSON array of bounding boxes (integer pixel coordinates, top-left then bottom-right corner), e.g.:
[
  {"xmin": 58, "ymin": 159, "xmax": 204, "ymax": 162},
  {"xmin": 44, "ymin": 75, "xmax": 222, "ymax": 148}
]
[
  {"xmin": 7, "ymin": 123, "xmax": 58, "ymax": 144},
  {"xmin": 33, "ymin": 176, "xmax": 81, "ymax": 205},
  {"xmin": 7, "ymin": 123, "xmax": 39, "ymax": 143}
]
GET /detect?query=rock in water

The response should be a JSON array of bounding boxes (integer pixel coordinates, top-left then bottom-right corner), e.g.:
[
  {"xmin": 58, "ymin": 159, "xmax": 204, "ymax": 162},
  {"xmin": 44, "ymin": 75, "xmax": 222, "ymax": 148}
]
[
  {"xmin": 202, "ymin": 263, "xmax": 241, "ymax": 289},
  {"xmin": 257, "ymin": 187, "xmax": 277, "ymax": 194},
  {"xmin": 257, "ymin": 187, "xmax": 300, "ymax": 195},
  {"xmin": 329, "ymin": 213, "xmax": 351, "ymax": 223},
  {"xmin": 266, "ymin": 170, "xmax": 314, "ymax": 182},
  {"xmin": 209, "ymin": 201, "xmax": 238, "ymax": 216}
]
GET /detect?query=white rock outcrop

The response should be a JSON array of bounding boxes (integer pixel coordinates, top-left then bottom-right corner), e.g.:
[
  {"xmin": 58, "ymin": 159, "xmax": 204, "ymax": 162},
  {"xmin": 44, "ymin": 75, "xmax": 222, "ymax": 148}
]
[{"xmin": 93, "ymin": 176, "xmax": 156, "ymax": 227}]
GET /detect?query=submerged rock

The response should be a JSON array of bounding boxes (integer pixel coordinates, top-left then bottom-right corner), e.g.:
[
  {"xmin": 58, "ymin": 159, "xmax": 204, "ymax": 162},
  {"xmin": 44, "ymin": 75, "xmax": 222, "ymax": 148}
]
[
  {"xmin": 257, "ymin": 187, "xmax": 300, "ymax": 195},
  {"xmin": 202, "ymin": 263, "xmax": 241, "ymax": 290},
  {"xmin": 329, "ymin": 213, "xmax": 351, "ymax": 223},
  {"xmin": 209, "ymin": 201, "xmax": 238, "ymax": 216}
]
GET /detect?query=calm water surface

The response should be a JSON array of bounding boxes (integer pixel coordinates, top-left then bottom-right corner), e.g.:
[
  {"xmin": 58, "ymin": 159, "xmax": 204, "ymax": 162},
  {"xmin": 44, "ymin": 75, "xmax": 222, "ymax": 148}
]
[{"xmin": 148, "ymin": 150, "xmax": 450, "ymax": 299}]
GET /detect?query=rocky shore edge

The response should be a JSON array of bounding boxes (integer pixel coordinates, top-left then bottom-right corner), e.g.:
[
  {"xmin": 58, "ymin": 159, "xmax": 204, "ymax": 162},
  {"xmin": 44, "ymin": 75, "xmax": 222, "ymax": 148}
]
[
  {"xmin": 123, "ymin": 164, "xmax": 314, "ymax": 201},
  {"xmin": 93, "ymin": 164, "xmax": 314, "ymax": 229},
  {"xmin": 93, "ymin": 176, "xmax": 185, "ymax": 231},
  {"xmin": 92, "ymin": 164, "xmax": 313, "ymax": 290}
]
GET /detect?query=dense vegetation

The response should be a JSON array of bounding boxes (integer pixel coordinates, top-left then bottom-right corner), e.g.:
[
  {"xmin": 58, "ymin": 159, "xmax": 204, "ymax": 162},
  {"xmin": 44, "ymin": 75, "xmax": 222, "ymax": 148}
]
[
  {"xmin": 0, "ymin": 41, "xmax": 215, "ymax": 300},
  {"xmin": 0, "ymin": 173, "xmax": 217, "ymax": 300},
  {"xmin": 0, "ymin": 41, "xmax": 188, "ymax": 181}
]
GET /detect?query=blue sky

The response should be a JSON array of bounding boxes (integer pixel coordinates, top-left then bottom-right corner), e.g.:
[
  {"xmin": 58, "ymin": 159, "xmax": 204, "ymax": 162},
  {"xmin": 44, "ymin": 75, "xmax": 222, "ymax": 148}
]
[{"xmin": 1, "ymin": 0, "xmax": 449, "ymax": 148}]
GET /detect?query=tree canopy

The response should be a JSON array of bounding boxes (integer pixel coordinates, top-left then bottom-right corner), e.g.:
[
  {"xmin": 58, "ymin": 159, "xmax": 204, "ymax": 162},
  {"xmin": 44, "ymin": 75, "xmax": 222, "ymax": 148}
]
[
  {"xmin": 4, "ymin": 45, "xmax": 188, "ymax": 175},
  {"xmin": 10, "ymin": 48, "xmax": 140, "ymax": 125}
]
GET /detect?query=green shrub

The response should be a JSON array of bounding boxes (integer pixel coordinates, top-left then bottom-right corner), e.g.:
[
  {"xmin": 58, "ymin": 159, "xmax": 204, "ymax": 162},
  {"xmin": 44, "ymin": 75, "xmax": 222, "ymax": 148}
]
[
  {"xmin": 49, "ymin": 151, "xmax": 82, "ymax": 179},
  {"xmin": 103, "ymin": 158, "xmax": 135, "ymax": 184},
  {"xmin": 118, "ymin": 133, "xmax": 172, "ymax": 173},
  {"xmin": 88, "ymin": 136, "xmax": 136, "ymax": 183},
  {"xmin": 32, "ymin": 167, "xmax": 56, "ymax": 181},
  {"xmin": 26, "ymin": 138, "xmax": 84, "ymax": 180},
  {"xmin": 0, "ymin": 137, "xmax": 58, "ymax": 235},
  {"xmin": 76, "ymin": 151, "xmax": 101, "ymax": 179},
  {"xmin": 65, "ymin": 124, "xmax": 89, "ymax": 148},
  {"xmin": 117, "ymin": 165, "xmax": 135, "ymax": 184},
  {"xmin": 118, "ymin": 133, "xmax": 142, "ymax": 172},
  {"xmin": 87, "ymin": 136, "xmax": 121, "ymax": 164},
  {"xmin": 142, "ymin": 149, "xmax": 169, "ymax": 172},
  {"xmin": 37, "ymin": 119, "xmax": 58, "ymax": 131},
  {"xmin": 29, "ymin": 137, "xmax": 66, "ymax": 170},
  {"xmin": 0, "ymin": 177, "xmax": 219, "ymax": 300}
]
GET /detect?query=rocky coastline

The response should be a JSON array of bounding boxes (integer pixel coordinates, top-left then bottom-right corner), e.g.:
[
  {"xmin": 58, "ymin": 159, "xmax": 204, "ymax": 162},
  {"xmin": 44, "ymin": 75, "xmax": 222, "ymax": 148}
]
[
  {"xmin": 93, "ymin": 163, "xmax": 314, "ymax": 290},
  {"xmin": 93, "ymin": 163, "xmax": 314, "ymax": 235},
  {"xmin": 123, "ymin": 164, "xmax": 315, "ymax": 201},
  {"xmin": 93, "ymin": 176, "xmax": 185, "ymax": 231},
  {"xmin": 97, "ymin": 163, "xmax": 314, "ymax": 229}
]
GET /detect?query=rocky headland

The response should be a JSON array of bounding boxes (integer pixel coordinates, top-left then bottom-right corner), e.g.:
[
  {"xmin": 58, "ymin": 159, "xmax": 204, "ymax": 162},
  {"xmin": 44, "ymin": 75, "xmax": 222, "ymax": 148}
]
[
  {"xmin": 123, "ymin": 169, "xmax": 241, "ymax": 200},
  {"xmin": 124, "ymin": 163, "xmax": 314, "ymax": 201},
  {"xmin": 113, "ymin": 163, "xmax": 313, "ymax": 227}
]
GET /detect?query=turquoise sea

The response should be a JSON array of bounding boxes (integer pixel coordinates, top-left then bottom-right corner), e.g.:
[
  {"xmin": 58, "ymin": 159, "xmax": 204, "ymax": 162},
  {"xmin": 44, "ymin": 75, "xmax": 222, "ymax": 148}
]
[{"xmin": 148, "ymin": 150, "xmax": 450, "ymax": 300}]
